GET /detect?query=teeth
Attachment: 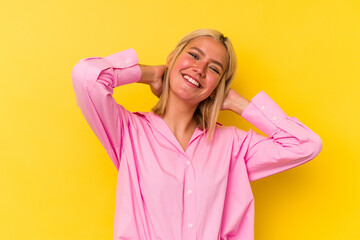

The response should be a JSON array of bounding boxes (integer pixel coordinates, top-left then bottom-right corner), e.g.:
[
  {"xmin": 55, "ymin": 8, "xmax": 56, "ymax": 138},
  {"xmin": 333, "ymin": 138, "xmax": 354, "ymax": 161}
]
[{"xmin": 184, "ymin": 75, "xmax": 200, "ymax": 87}]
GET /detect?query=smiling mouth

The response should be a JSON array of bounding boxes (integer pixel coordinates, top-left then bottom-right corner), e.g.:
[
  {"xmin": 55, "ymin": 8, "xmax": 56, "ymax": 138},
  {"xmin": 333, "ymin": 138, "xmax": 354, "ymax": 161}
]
[{"xmin": 183, "ymin": 74, "xmax": 201, "ymax": 88}]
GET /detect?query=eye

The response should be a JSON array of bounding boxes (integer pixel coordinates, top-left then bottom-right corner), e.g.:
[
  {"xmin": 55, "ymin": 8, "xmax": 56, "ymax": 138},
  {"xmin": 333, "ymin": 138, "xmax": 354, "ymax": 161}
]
[
  {"xmin": 188, "ymin": 52, "xmax": 199, "ymax": 60},
  {"xmin": 210, "ymin": 66, "xmax": 220, "ymax": 74}
]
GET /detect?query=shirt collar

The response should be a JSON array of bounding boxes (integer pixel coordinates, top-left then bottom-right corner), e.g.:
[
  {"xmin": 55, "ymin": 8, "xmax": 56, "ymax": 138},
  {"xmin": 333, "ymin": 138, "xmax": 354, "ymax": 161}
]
[{"xmin": 137, "ymin": 111, "xmax": 205, "ymax": 154}]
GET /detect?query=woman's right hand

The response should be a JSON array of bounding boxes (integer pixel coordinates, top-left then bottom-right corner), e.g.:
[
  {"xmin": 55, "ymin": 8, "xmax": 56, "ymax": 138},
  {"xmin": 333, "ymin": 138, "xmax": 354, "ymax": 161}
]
[{"xmin": 139, "ymin": 64, "xmax": 167, "ymax": 98}]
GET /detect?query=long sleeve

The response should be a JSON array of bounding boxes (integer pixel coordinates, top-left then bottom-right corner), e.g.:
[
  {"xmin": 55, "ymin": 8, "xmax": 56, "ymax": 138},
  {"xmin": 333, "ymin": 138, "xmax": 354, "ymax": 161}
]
[
  {"xmin": 71, "ymin": 48, "xmax": 141, "ymax": 170},
  {"xmin": 234, "ymin": 90, "xmax": 323, "ymax": 182}
]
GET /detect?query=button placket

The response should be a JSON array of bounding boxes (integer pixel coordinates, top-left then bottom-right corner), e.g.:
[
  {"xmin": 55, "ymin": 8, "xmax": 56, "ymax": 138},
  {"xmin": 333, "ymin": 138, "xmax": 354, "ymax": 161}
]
[{"xmin": 183, "ymin": 157, "xmax": 196, "ymax": 239}]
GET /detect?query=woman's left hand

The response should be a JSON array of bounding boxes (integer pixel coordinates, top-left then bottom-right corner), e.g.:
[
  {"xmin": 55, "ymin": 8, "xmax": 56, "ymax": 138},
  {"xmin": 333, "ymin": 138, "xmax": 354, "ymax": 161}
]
[{"xmin": 221, "ymin": 88, "xmax": 251, "ymax": 115}]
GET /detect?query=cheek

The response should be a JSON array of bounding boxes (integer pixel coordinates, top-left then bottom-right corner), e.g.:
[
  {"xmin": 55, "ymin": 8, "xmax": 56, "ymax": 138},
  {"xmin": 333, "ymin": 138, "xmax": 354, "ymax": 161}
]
[
  {"xmin": 207, "ymin": 77, "xmax": 221, "ymax": 91},
  {"xmin": 170, "ymin": 56, "xmax": 192, "ymax": 78},
  {"xmin": 174, "ymin": 55, "xmax": 193, "ymax": 69}
]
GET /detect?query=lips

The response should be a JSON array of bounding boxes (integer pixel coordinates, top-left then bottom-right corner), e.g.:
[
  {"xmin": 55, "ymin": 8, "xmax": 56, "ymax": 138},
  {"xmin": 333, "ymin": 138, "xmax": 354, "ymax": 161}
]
[{"xmin": 182, "ymin": 74, "xmax": 202, "ymax": 88}]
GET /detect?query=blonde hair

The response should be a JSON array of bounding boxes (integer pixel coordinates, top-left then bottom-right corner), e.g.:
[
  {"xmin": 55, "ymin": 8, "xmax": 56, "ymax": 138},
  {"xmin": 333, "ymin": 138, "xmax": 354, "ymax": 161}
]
[{"xmin": 152, "ymin": 29, "xmax": 238, "ymax": 142}]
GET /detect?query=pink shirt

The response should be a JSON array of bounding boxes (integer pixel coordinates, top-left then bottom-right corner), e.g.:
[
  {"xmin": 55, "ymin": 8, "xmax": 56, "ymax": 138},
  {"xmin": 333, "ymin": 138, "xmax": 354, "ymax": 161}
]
[{"xmin": 71, "ymin": 48, "xmax": 322, "ymax": 240}]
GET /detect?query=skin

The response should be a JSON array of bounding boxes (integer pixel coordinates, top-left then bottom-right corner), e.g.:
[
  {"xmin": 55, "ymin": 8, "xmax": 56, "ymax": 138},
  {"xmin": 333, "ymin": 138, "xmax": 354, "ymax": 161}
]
[{"xmin": 139, "ymin": 36, "xmax": 250, "ymax": 150}]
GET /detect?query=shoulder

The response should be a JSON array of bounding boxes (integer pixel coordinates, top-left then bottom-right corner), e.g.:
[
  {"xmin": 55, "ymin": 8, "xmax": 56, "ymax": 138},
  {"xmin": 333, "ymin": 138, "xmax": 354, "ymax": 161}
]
[
  {"xmin": 214, "ymin": 123, "xmax": 250, "ymax": 142},
  {"xmin": 130, "ymin": 111, "xmax": 151, "ymax": 123},
  {"xmin": 214, "ymin": 122, "xmax": 245, "ymax": 134},
  {"xmin": 114, "ymin": 109, "xmax": 152, "ymax": 127}
]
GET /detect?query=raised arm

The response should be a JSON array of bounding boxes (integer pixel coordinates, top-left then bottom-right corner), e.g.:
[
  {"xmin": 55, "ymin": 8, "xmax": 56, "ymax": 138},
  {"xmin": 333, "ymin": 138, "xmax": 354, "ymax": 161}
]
[
  {"xmin": 71, "ymin": 49, "xmax": 142, "ymax": 170},
  {"xmin": 72, "ymin": 48, "xmax": 162, "ymax": 170},
  {"xmin": 228, "ymin": 90, "xmax": 322, "ymax": 181},
  {"xmin": 72, "ymin": 49, "xmax": 166, "ymax": 170}
]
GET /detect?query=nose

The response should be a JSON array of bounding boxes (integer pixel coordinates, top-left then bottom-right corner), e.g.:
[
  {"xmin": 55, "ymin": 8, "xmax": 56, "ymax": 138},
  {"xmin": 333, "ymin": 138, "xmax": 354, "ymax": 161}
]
[{"xmin": 192, "ymin": 62, "xmax": 206, "ymax": 77}]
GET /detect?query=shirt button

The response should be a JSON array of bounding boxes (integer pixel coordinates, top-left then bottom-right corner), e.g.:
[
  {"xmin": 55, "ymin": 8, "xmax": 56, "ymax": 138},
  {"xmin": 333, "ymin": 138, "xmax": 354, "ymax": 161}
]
[
  {"xmin": 116, "ymin": 63, "xmax": 121, "ymax": 67},
  {"xmin": 188, "ymin": 190, "xmax": 193, "ymax": 194},
  {"xmin": 188, "ymin": 223, "xmax": 193, "ymax": 228},
  {"xmin": 260, "ymin": 105, "xmax": 265, "ymax": 110},
  {"xmin": 186, "ymin": 161, "xmax": 190, "ymax": 165},
  {"xmin": 273, "ymin": 116, "xmax": 277, "ymax": 120},
  {"xmin": 125, "ymin": 59, "xmax": 130, "ymax": 64}
]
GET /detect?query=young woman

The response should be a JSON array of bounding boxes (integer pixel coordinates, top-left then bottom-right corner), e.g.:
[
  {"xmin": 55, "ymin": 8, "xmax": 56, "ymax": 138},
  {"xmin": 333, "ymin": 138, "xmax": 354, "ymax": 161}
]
[{"xmin": 72, "ymin": 29, "xmax": 322, "ymax": 240}]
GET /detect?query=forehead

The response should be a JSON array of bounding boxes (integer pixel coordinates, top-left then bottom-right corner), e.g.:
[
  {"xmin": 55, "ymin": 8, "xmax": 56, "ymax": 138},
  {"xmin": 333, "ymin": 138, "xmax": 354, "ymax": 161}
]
[{"xmin": 185, "ymin": 36, "xmax": 229, "ymax": 68}]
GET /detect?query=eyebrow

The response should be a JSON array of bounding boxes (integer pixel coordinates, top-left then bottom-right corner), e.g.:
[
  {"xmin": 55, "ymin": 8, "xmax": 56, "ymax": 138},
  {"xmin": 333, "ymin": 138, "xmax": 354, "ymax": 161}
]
[{"xmin": 189, "ymin": 47, "xmax": 224, "ymax": 70}]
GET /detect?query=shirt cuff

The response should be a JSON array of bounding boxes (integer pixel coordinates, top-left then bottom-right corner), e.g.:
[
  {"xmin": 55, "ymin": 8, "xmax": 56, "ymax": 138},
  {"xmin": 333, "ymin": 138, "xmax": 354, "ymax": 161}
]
[
  {"xmin": 104, "ymin": 48, "xmax": 141, "ymax": 87},
  {"xmin": 240, "ymin": 90, "xmax": 288, "ymax": 136}
]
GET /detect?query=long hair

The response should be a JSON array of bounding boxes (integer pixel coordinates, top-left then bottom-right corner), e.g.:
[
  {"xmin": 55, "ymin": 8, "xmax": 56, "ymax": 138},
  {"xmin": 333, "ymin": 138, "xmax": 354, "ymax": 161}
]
[{"xmin": 152, "ymin": 29, "xmax": 238, "ymax": 142}]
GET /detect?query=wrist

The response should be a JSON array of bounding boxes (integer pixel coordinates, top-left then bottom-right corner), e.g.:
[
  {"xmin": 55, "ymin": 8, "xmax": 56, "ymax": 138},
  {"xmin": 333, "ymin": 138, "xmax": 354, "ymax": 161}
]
[
  {"xmin": 229, "ymin": 92, "xmax": 250, "ymax": 115},
  {"xmin": 139, "ymin": 65, "xmax": 156, "ymax": 85}
]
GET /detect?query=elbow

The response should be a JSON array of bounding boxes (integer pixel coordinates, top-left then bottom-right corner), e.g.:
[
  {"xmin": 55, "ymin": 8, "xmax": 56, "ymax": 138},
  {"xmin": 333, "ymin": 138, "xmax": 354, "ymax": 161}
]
[
  {"xmin": 71, "ymin": 60, "xmax": 95, "ymax": 98},
  {"xmin": 71, "ymin": 60, "xmax": 92, "ymax": 110},
  {"xmin": 313, "ymin": 135, "xmax": 323, "ymax": 159},
  {"xmin": 304, "ymin": 133, "xmax": 323, "ymax": 161},
  {"xmin": 71, "ymin": 60, "xmax": 86, "ymax": 88}
]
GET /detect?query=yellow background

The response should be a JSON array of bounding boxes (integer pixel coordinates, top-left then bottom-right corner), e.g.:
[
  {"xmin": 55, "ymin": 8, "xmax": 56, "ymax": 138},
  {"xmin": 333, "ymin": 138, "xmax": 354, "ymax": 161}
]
[{"xmin": 1, "ymin": 0, "xmax": 359, "ymax": 239}]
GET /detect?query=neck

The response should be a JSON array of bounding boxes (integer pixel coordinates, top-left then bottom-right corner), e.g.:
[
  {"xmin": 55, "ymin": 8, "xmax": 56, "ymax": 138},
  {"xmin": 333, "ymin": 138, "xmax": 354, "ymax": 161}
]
[{"xmin": 162, "ymin": 92, "xmax": 199, "ymax": 137}]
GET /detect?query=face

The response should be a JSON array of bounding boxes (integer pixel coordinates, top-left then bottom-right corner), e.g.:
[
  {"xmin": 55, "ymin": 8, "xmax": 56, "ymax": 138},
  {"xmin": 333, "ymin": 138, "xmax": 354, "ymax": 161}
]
[{"xmin": 169, "ymin": 36, "xmax": 229, "ymax": 106}]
